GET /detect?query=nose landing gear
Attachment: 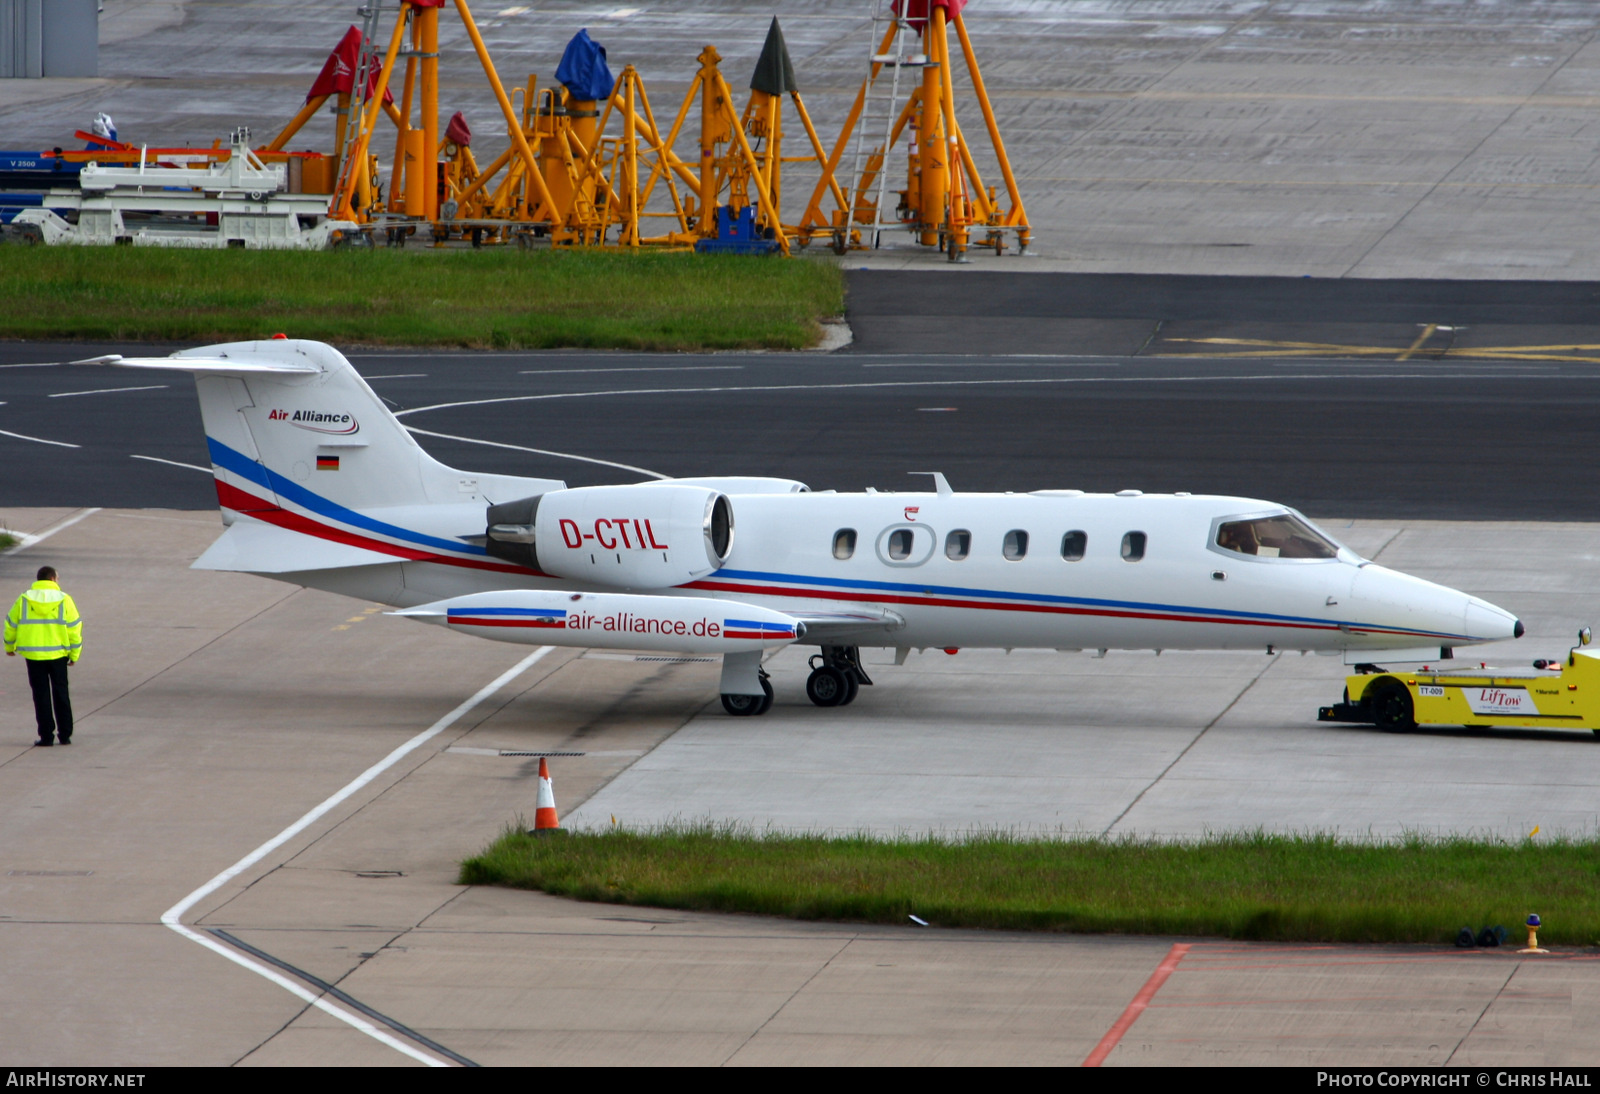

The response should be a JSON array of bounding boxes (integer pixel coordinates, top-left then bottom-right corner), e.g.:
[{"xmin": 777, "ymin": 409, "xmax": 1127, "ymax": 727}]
[
  {"xmin": 721, "ymin": 669, "xmax": 774, "ymax": 717},
  {"xmin": 806, "ymin": 646, "xmax": 871, "ymax": 708}
]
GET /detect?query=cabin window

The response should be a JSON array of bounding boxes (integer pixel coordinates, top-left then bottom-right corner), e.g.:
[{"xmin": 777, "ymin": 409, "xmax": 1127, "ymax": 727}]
[
  {"xmin": 1215, "ymin": 514, "xmax": 1337, "ymax": 559},
  {"xmin": 1121, "ymin": 531, "xmax": 1146, "ymax": 561},
  {"xmin": 946, "ymin": 529, "xmax": 971, "ymax": 560},
  {"xmin": 1003, "ymin": 529, "xmax": 1029, "ymax": 561},
  {"xmin": 833, "ymin": 528, "xmax": 857, "ymax": 560},
  {"xmin": 1060, "ymin": 530, "xmax": 1087, "ymax": 561},
  {"xmin": 887, "ymin": 528, "xmax": 914, "ymax": 561}
]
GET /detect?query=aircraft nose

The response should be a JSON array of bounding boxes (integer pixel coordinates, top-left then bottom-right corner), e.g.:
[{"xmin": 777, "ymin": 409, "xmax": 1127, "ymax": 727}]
[{"xmin": 1464, "ymin": 596, "xmax": 1520, "ymax": 642}]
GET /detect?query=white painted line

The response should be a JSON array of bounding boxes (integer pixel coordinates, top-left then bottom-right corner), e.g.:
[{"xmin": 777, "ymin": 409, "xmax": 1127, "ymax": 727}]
[
  {"xmin": 0, "ymin": 427, "xmax": 79, "ymax": 448},
  {"xmin": 130, "ymin": 454, "xmax": 212, "ymax": 474},
  {"xmin": 516, "ymin": 365, "xmax": 744, "ymax": 376},
  {"xmin": 47, "ymin": 384, "xmax": 169, "ymax": 398},
  {"xmin": 392, "ymin": 370, "xmax": 1532, "ymax": 419},
  {"xmin": 363, "ymin": 373, "xmax": 428, "ymax": 380},
  {"xmin": 164, "ymin": 926, "xmax": 447, "ymax": 1066},
  {"xmin": 344, "ymin": 351, "xmax": 536, "ymax": 359},
  {"xmin": 863, "ymin": 361, "xmax": 1104, "ymax": 368},
  {"xmin": 2, "ymin": 508, "xmax": 102, "ymax": 555},
  {"xmin": 404, "ymin": 425, "xmax": 668, "ymax": 480},
  {"xmin": 161, "ymin": 646, "xmax": 553, "ymax": 1066}
]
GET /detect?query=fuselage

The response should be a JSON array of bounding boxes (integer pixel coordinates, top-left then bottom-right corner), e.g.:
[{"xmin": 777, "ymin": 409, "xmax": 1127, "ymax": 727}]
[
  {"xmin": 109, "ymin": 337, "xmax": 1516, "ymax": 661},
  {"xmin": 322, "ymin": 488, "xmax": 1517, "ymax": 655}
]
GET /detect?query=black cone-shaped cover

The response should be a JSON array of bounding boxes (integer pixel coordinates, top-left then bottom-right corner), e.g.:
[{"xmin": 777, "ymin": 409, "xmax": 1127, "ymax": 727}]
[{"xmin": 750, "ymin": 17, "xmax": 797, "ymax": 96}]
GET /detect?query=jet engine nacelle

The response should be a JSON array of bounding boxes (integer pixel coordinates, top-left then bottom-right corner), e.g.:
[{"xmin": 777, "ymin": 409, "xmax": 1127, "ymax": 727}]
[{"xmin": 486, "ymin": 484, "xmax": 732, "ymax": 589}]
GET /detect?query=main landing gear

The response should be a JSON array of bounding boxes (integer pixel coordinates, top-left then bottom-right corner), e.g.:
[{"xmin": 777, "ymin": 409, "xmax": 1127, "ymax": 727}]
[
  {"xmin": 718, "ymin": 648, "xmax": 873, "ymax": 716},
  {"xmin": 805, "ymin": 646, "xmax": 871, "ymax": 708},
  {"xmin": 721, "ymin": 669, "xmax": 774, "ymax": 717}
]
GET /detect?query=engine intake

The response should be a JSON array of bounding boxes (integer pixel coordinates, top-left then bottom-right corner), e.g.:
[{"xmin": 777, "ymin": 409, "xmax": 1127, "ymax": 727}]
[{"xmin": 485, "ymin": 484, "xmax": 733, "ymax": 588}]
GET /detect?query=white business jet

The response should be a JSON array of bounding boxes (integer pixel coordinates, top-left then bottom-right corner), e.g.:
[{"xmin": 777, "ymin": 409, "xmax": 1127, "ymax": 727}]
[{"xmin": 87, "ymin": 339, "xmax": 1521, "ymax": 715}]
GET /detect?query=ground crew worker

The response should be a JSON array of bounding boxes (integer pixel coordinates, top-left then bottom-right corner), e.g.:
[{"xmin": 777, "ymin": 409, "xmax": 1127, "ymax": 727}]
[{"xmin": 4, "ymin": 566, "xmax": 82, "ymax": 746}]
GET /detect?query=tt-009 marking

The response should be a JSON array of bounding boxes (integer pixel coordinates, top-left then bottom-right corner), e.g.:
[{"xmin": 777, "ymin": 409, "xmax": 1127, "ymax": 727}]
[{"xmin": 88, "ymin": 340, "xmax": 1523, "ymax": 717}]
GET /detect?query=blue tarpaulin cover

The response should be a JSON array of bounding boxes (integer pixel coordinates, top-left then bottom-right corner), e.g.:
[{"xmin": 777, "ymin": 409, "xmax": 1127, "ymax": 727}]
[{"xmin": 555, "ymin": 29, "xmax": 614, "ymax": 102}]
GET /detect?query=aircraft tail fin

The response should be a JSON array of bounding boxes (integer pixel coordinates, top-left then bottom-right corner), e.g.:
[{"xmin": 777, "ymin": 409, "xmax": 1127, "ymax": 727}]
[{"xmin": 90, "ymin": 340, "xmax": 563, "ymax": 521}]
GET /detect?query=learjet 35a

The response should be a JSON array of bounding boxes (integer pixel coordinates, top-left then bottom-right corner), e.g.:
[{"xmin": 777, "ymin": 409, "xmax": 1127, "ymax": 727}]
[{"xmin": 91, "ymin": 340, "xmax": 1522, "ymax": 715}]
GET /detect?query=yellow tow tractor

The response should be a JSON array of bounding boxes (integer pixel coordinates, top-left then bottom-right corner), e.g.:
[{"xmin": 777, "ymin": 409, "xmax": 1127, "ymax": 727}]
[{"xmin": 1319, "ymin": 629, "xmax": 1600, "ymax": 735}]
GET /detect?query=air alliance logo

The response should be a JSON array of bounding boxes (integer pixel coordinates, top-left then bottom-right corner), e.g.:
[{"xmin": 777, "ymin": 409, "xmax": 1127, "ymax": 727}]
[{"xmin": 267, "ymin": 408, "xmax": 359, "ymax": 435}]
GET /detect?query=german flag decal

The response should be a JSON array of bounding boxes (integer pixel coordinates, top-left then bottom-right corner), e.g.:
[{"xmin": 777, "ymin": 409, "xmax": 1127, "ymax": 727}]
[{"xmin": 316, "ymin": 455, "xmax": 340, "ymax": 471}]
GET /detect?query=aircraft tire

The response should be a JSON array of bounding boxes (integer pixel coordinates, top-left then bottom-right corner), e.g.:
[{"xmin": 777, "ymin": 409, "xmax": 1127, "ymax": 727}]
[
  {"xmin": 1369, "ymin": 680, "xmax": 1416, "ymax": 732},
  {"xmin": 722, "ymin": 677, "xmax": 775, "ymax": 717},
  {"xmin": 806, "ymin": 666, "xmax": 849, "ymax": 708},
  {"xmin": 838, "ymin": 672, "xmax": 861, "ymax": 706},
  {"xmin": 721, "ymin": 692, "xmax": 761, "ymax": 716}
]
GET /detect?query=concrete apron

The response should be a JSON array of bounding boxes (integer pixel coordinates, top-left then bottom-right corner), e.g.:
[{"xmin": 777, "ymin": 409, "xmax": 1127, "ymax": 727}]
[
  {"xmin": 8, "ymin": 3, "xmax": 1600, "ymax": 281},
  {"xmin": 1, "ymin": 508, "xmax": 1596, "ymax": 1066}
]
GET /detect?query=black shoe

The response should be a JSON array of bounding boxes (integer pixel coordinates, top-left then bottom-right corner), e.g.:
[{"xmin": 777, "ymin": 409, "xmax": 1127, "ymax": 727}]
[
  {"xmin": 34, "ymin": 738, "xmax": 53, "ymax": 747},
  {"xmin": 57, "ymin": 737, "xmax": 70, "ymax": 745}
]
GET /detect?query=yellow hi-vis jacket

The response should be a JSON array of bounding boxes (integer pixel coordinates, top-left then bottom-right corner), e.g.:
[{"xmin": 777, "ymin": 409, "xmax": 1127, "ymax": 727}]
[{"xmin": 4, "ymin": 581, "xmax": 82, "ymax": 662}]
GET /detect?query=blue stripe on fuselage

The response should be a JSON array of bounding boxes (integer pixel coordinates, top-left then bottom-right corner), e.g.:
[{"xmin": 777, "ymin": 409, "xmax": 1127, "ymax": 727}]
[
  {"xmin": 711, "ymin": 567, "xmax": 1466, "ymax": 640},
  {"xmin": 206, "ymin": 436, "xmax": 488, "ymax": 556},
  {"xmin": 201, "ymin": 438, "xmax": 1469, "ymax": 641}
]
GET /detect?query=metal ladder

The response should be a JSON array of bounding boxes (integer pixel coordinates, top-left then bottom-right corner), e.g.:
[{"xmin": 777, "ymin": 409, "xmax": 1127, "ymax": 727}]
[
  {"xmin": 846, "ymin": 0, "xmax": 921, "ymax": 248},
  {"xmin": 336, "ymin": 0, "xmax": 390, "ymax": 209}
]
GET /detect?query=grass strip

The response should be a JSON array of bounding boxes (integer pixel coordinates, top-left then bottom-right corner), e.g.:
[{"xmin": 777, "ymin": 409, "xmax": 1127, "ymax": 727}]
[
  {"xmin": 0, "ymin": 247, "xmax": 843, "ymax": 351},
  {"xmin": 461, "ymin": 825, "xmax": 1600, "ymax": 945},
  {"xmin": 0, "ymin": 532, "xmax": 16, "ymax": 551}
]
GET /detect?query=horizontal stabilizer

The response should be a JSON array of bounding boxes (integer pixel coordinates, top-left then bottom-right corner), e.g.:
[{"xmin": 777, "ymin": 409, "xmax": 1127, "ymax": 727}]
[
  {"xmin": 192, "ymin": 518, "xmax": 397, "ymax": 573},
  {"xmin": 75, "ymin": 354, "xmax": 320, "ymax": 375}
]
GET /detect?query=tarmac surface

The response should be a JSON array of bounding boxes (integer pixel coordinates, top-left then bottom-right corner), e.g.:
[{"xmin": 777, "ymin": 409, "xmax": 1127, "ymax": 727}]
[
  {"xmin": 572, "ymin": 517, "xmax": 1600, "ymax": 840},
  {"xmin": 7, "ymin": 0, "xmax": 1600, "ymax": 1069},
  {"xmin": 7, "ymin": 288, "xmax": 1600, "ymax": 520},
  {"xmin": 4, "ymin": 507, "xmax": 1600, "ymax": 1067},
  {"xmin": 6, "ymin": 2, "xmax": 1600, "ymax": 279}
]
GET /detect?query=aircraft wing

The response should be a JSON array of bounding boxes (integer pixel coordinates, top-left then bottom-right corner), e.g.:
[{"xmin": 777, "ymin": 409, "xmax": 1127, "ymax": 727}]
[
  {"xmin": 192, "ymin": 518, "xmax": 397, "ymax": 573},
  {"xmin": 784, "ymin": 606, "xmax": 904, "ymax": 643}
]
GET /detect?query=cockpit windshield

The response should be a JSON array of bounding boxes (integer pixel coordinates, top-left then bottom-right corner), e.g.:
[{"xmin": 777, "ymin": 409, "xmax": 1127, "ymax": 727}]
[{"xmin": 1215, "ymin": 513, "xmax": 1339, "ymax": 559}]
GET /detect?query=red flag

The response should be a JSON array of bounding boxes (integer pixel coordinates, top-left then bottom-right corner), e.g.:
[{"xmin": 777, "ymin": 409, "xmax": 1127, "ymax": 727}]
[
  {"xmin": 891, "ymin": 0, "xmax": 969, "ymax": 31},
  {"xmin": 306, "ymin": 26, "xmax": 396, "ymax": 105}
]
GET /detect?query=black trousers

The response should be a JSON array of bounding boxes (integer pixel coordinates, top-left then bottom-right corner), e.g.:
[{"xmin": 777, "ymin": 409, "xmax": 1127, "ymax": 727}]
[{"xmin": 26, "ymin": 657, "xmax": 72, "ymax": 742}]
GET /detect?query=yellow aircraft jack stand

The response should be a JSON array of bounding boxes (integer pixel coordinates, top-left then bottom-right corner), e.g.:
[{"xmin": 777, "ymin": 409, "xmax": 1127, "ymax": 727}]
[{"xmin": 800, "ymin": 0, "xmax": 1029, "ymax": 259}]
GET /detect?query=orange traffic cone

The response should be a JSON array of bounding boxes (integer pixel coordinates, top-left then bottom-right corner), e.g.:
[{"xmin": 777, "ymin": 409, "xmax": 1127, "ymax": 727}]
[{"xmin": 530, "ymin": 756, "xmax": 563, "ymax": 836}]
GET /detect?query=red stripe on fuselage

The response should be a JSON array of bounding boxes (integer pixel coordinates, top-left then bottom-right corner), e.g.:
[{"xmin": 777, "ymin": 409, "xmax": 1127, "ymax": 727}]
[
  {"xmin": 213, "ymin": 480, "xmax": 539, "ymax": 576},
  {"xmin": 206, "ymin": 481, "xmax": 1444, "ymax": 642},
  {"xmin": 686, "ymin": 578, "xmax": 1431, "ymax": 639}
]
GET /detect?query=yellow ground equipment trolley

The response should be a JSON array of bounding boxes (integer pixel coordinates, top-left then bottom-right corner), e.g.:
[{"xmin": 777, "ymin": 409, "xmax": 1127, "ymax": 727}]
[{"xmin": 1320, "ymin": 629, "xmax": 1600, "ymax": 735}]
